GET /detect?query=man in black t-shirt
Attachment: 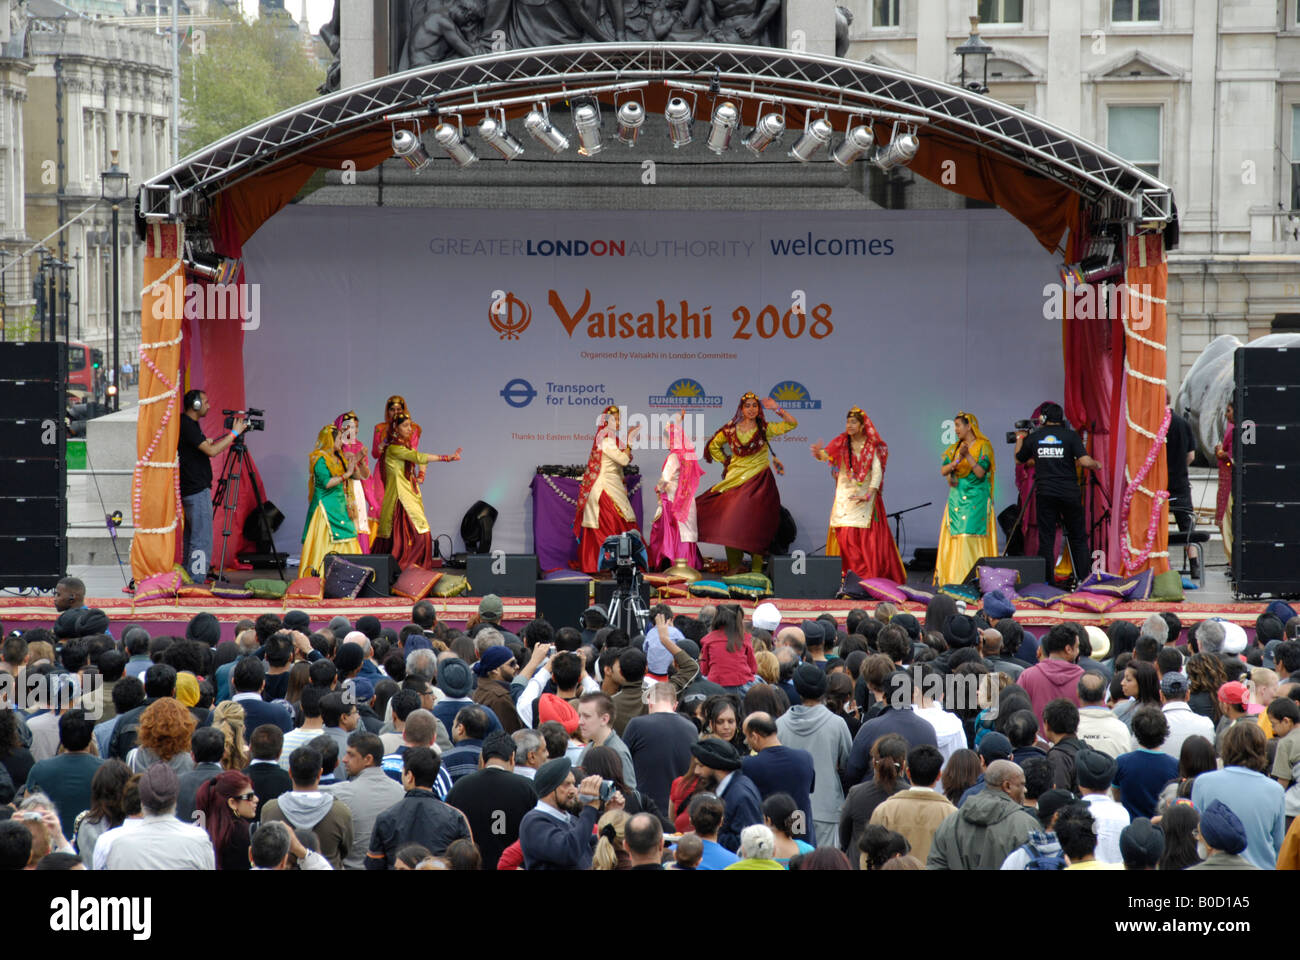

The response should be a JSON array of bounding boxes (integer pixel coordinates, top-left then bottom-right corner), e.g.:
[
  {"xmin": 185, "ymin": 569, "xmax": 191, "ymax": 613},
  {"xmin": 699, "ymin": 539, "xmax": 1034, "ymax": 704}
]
[
  {"xmin": 178, "ymin": 389, "xmax": 246, "ymax": 581},
  {"xmin": 1014, "ymin": 403, "xmax": 1100, "ymax": 589},
  {"xmin": 1164, "ymin": 394, "xmax": 1198, "ymax": 577}
]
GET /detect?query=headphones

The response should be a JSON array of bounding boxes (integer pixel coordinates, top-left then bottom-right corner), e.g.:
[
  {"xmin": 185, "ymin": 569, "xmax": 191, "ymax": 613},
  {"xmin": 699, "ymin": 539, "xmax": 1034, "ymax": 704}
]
[{"xmin": 186, "ymin": 390, "xmax": 203, "ymax": 410}]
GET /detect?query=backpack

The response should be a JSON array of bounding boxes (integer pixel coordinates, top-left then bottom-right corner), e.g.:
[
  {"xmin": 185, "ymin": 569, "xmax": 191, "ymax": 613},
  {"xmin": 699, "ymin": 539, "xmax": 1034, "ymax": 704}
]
[{"xmin": 1022, "ymin": 842, "xmax": 1066, "ymax": 870}]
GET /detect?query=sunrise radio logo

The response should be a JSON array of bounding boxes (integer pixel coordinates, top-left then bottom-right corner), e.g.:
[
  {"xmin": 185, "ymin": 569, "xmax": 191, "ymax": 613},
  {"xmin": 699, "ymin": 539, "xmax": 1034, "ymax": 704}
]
[
  {"xmin": 769, "ymin": 381, "xmax": 821, "ymax": 410},
  {"xmin": 489, "ymin": 291, "xmax": 531, "ymax": 340},
  {"xmin": 649, "ymin": 378, "xmax": 723, "ymax": 408}
]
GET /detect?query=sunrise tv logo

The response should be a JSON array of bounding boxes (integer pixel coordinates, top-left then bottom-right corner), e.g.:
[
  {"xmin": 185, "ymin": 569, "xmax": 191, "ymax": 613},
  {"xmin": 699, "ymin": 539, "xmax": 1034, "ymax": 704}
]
[{"xmin": 769, "ymin": 381, "xmax": 821, "ymax": 410}]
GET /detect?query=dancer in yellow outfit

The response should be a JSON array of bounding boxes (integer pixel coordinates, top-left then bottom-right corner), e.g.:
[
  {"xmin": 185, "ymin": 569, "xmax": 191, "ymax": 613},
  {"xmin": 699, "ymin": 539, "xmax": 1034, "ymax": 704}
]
[
  {"xmin": 299, "ymin": 425, "xmax": 362, "ymax": 578},
  {"xmin": 935, "ymin": 411, "xmax": 998, "ymax": 585},
  {"xmin": 696, "ymin": 392, "xmax": 797, "ymax": 574},
  {"xmin": 371, "ymin": 414, "xmax": 461, "ymax": 569}
]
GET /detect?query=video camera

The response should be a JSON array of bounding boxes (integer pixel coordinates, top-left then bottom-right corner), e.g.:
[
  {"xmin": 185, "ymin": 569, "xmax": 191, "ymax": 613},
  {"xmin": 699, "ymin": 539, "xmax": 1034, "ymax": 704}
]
[
  {"xmin": 1005, "ymin": 418, "xmax": 1037, "ymax": 444},
  {"xmin": 600, "ymin": 532, "xmax": 648, "ymax": 576},
  {"xmin": 224, "ymin": 407, "xmax": 265, "ymax": 432}
]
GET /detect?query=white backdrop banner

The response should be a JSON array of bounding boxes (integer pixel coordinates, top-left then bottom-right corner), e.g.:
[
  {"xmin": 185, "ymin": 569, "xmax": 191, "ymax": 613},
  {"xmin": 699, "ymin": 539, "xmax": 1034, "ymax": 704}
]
[{"xmin": 242, "ymin": 206, "xmax": 1062, "ymax": 564}]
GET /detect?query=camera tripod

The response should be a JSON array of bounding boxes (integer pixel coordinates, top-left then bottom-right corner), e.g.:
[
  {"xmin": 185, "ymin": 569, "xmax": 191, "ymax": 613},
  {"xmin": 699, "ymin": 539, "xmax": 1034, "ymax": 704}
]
[
  {"xmin": 606, "ymin": 567, "xmax": 652, "ymax": 637},
  {"xmin": 212, "ymin": 436, "xmax": 285, "ymax": 581}
]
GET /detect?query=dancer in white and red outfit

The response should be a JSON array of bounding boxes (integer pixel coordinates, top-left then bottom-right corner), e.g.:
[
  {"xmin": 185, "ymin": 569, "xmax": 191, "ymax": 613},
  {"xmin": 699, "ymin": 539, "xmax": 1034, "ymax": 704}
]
[
  {"xmin": 648, "ymin": 410, "xmax": 702, "ymax": 570},
  {"xmin": 573, "ymin": 405, "xmax": 639, "ymax": 574}
]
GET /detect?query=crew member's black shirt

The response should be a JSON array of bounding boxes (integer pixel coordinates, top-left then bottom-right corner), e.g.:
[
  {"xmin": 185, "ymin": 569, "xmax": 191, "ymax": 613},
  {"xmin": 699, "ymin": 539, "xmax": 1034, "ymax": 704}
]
[
  {"xmin": 1016, "ymin": 423, "xmax": 1086, "ymax": 497},
  {"xmin": 179, "ymin": 416, "xmax": 213, "ymax": 497},
  {"xmin": 1164, "ymin": 411, "xmax": 1195, "ymax": 499}
]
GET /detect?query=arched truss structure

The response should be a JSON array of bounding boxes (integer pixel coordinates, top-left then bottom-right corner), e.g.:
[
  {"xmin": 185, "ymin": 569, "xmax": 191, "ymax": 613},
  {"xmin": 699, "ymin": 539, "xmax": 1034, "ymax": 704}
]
[{"xmin": 139, "ymin": 42, "xmax": 1176, "ymax": 235}]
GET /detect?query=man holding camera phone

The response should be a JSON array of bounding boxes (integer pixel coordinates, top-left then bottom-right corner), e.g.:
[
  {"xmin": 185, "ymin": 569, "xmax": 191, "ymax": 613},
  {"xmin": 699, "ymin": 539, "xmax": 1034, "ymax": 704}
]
[
  {"xmin": 1014, "ymin": 402, "xmax": 1100, "ymax": 590},
  {"xmin": 179, "ymin": 389, "xmax": 247, "ymax": 582}
]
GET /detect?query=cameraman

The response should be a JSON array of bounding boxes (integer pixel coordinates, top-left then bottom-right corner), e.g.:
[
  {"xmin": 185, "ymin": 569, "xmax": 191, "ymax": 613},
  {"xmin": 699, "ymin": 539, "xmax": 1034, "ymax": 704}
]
[
  {"xmin": 179, "ymin": 389, "xmax": 246, "ymax": 581},
  {"xmin": 1014, "ymin": 402, "xmax": 1099, "ymax": 589}
]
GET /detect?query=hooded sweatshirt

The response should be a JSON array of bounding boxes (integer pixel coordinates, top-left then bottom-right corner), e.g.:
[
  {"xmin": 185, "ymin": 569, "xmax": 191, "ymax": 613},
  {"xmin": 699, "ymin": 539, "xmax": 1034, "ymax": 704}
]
[
  {"xmin": 927, "ymin": 787, "xmax": 1039, "ymax": 870},
  {"xmin": 1016, "ymin": 658, "xmax": 1084, "ymax": 729},
  {"xmin": 261, "ymin": 790, "xmax": 354, "ymax": 870},
  {"xmin": 776, "ymin": 704, "xmax": 852, "ymax": 825}
]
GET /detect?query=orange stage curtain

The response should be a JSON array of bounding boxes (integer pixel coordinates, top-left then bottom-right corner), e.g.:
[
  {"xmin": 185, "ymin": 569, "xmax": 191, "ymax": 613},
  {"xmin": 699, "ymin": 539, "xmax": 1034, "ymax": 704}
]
[
  {"xmin": 130, "ymin": 223, "xmax": 186, "ymax": 581},
  {"xmin": 1118, "ymin": 233, "xmax": 1170, "ymax": 576}
]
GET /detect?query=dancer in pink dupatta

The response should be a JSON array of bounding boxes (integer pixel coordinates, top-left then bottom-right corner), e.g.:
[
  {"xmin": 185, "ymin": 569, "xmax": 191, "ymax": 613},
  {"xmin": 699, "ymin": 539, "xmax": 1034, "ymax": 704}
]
[
  {"xmin": 333, "ymin": 411, "xmax": 374, "ymax": 552},
  {"xmin": 648, "ymin": 409, "xmax": 703, "ymax": 570}
]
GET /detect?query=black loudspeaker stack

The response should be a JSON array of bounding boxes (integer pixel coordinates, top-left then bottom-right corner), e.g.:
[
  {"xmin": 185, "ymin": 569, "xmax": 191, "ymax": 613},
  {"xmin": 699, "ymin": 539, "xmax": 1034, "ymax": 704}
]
[
  {"xmin": 535, "ymin": 579, "xmax": 592, "ymax": 630},
  {"xmin": 0, "ymin": 343, "xmax": 67, "ymax": 589},
  {"xmin": 1233, "ymin": 346, "xmax": 1300, "ymax": 597},
  {"xmin": 466, "ymin": 553, "xmax": 540, "ymax": 597},
  {"xmin": 770, "ymin": 554, "xmax": 842, "ymax": 599}
]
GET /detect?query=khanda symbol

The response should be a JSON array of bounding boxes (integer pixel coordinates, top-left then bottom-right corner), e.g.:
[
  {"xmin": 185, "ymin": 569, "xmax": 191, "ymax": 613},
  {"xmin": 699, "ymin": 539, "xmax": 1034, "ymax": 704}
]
[{"xmin": 489, "ymin": 290, "xmax": 531, "ymax": 340}]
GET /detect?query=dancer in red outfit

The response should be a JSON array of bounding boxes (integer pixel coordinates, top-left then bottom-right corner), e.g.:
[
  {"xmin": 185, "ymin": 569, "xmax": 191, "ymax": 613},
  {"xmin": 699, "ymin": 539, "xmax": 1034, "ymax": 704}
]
[
  {"xmin": 573, "ymin": 406, "xmax": 639, "ymax": 573},
  {"xmin": 810, "ymin": 407, "xmax": 906, "ymax": 584}
]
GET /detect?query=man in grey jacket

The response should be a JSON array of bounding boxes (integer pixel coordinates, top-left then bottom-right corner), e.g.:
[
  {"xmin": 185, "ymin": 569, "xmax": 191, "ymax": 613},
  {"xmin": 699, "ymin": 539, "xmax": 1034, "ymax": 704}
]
[
  {"xmin": 325, "ymin": 732, "xmax": 404, "ymax": 869},
  {"xmin": 775, "ymin": 663, "xmax": 852, "ymax": 848},
  {"xmin": 927, "ymin": 759, "xmax": 1038, "ymax": 870}
]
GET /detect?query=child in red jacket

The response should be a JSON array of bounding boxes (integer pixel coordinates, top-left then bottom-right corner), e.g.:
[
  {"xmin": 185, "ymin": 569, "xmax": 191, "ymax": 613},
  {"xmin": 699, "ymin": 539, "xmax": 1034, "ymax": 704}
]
[{"xmin": 698, "ymin": 604, "xmax": 758, "ymax": 692}]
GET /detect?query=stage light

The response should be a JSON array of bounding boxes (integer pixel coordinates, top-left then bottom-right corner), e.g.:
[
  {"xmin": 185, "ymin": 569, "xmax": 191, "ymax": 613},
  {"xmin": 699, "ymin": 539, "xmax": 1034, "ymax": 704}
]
[
  {"xmin": 434, "ymin": 120, "xmax": 478, "ymax": 168},
  {"xmin": 615, "ymin": 101, "xmax": 644, "ymax": 146},
  {"xmin": 1062, "ymin": 255, "xmax": 1122, "ymax": 286},
  {"xmin": 789, "ymin": 116, "xmax": 833, "ymax": 163},
  {"xmin": 391, "ymin": 128, "xmax": 432, "ymax": 171},
  {"xmin": 182, "ymin": 242, "xmax": 241, "ymax": 283},
  {"xmin": 477, "ymin": 113, "xmax": 524, "ymax": 161},
  {"xmin": 573, "ymin": 102, "xmax": 603, "ymax": 157},
  {"xmin": 524, "ymin": 105, "xmax": 569, "ymax": 153},
  {"xmin": 872, "ymin": 124, "xmax": 920, "ymax": 171},
  {"xmin": 706, "ymin": 100, "xmax": 740, "ymax": 155},
  {"xmin": 664, "ymin": 97, "xmax": 694, "ymax": 148},
  {"xmin": 742, "ymin": 108, "xmax": 786, "ymax": 156},
  {"xmin": 831, "ymin": 123, "xmax": 875, "ymax": 167}
]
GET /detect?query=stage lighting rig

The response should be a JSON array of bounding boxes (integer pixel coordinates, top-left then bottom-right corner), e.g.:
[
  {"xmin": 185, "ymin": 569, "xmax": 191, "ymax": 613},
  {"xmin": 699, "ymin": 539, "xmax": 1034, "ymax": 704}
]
[
  {"xmin": 391, "ymin": 127, "xmax": 432, "ymax": 171},
  {"xmin": 664, "ymin": 94, "xmax": 696, "ymax": 148},
  {"xmin": 524, "ymin": 103, "xmax": 570, "ymax": 153},
  {"xmin": 871, "ymin": 122, "xmax": 920, "ymax": 171},
  {"xmin": 789, "ymin": 114, "xmax": 833, "ymax": 163},
  {"xmin": 182, "ymin": 241, "xmax": 240, "ymax": 283},
  {"xmin": 614, "ymin": 92, "xmax": 645, "ymax": 147},
  {"xmin": 706, "ymin": 100, "xmax": 740, "ymax": 155},
  {"xmin": 434, "ymin": 117, "xmax": 478, "ymax": 168},
  {"xmin": 742, "ymin": 103, "xmax": 786, "ymax": 156},
  {"xmin": 832, "ymin": 121, "xmax": 875, "ymax": 167},
  {"xmin": 573, "ymin": 101, "xmax": 603, "ymax": 157},
  {"xmin": 477, "ymin": 111, "xmax": 525, "ymax": 160}
]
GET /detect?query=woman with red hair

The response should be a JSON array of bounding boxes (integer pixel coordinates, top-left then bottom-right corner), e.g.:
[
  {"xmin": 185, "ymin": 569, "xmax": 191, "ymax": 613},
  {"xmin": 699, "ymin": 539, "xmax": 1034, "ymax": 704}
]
[
  {"xmin": 573, "ymin": 405, "xmax": 640, "ymax": 573},
  {"xmin": 810, "ymin": 407, "xmax": 906, "ymax": 584},
  {"xmin": 127, "ymin": 698, "xmax": 196, "ymax": 775},
  {"xmin": 196, "ymin": 771, "xmax": 258, "ymax": 870}
]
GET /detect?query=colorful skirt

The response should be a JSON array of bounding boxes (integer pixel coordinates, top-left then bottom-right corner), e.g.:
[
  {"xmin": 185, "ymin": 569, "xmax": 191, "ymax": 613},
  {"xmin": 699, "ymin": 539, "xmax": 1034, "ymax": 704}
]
[
  {"xmin": 372, "ymin": 500, "xmax": 433, "ymax": 570},
  {"xmin": 299, "ymin": 502, "xmax": 361, "ymax": 578},
  {"xmin": 648, "ymin": 493, "xmax": 702, "ymax": 569},
  {"xmin": 696, "ymin": 468, "xmax": 781, "ymax": 555},
  {"xmin": 934, "ymin": 503, "xmax": 998, "ymax": 586},
  {"xmin": 578, "ymin": 491, "xmax": 636, "ymax": 574},
  {"xmin": 828, "ymin": 495, "xmax": 906, "ymax": 583}
]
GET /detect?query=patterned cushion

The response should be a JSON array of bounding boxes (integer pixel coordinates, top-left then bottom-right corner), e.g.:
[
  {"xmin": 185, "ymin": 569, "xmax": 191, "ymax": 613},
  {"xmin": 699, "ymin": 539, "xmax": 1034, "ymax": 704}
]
[
  {"xmin": 1016, "ymin": 582, "xmax": 1067, "ymax": 608},
  {"xmin": 1058, "ymin": 590, "xmax": 1122, "ymax": 613},
  {"xmin": 1078, "ymin": 570, "xmax": 1153, "ymax": 601},
  {"xmin": 285, "ymin": 577, "xmax": 323, "ymax": 601},
  {"xmin": 246, "ymin": 578, "xmax": 288, "ymax": 600},
  {"xmin": 977, "ymin": 566, "xmax": 1019, "ymax": 596},
  {"xmin": 431, "ymin": 574, "xmax": 470, "ymax": 597},
  {"xmin": 657, "ymin": 586, "xmax": 692, "ymax": 599},
  {"xmin": 644, "ymin": 572, "xmax": 692, "ymax": 588},
  {"xmin": 898, "ymin": 584, "xmax": 936, "ymax": 604},
  {"xmin": 729, "ymin": 583, "xmax": 772, "ymax": 601},
  {"xmin": 722, "ymin": 573, "xmax": 773, "ymax": 600},
  {"xmin": 173, "ymin": 564, "xmax": 195, "ymax": 586},
  {"xmin": 860, "ymin": 577, "xmax": 908, "ymax": 603},
  {"xmin": 838, "ymin": 572, "xmax": 871, "ymax": 600},
  {"xmin": 134, "ymin": 571, "xmax": 181, "ymax": 603},
  {"xmin": 393, "ymin": 568, "xmax": 442, "ymax": 602},
  {"xmin": 688, "ymin": 580, "xmax": 732, "ymax": 599},
  {"xmin": 938, "ymin": 583, "xmax": 979, "ymax": 603},
  {"xmin": 1151, "ymin": 569, "xmax": 1184, "ymax": 602},
  {"xmin": 211, "ymin": 580, "xmax": 252, "ymax": 599},
  {"xmin": 176, "ymin": 585, "xmax": 215, "ymax": 599}
]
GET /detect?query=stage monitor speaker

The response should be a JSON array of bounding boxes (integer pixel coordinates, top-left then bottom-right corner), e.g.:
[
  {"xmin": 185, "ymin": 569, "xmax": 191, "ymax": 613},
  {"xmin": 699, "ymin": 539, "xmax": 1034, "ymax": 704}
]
[
  {"xmin": 0, "ymin": 380, "xmax": 63, "ymax": 420},
  {"xmin": 0, "ymin": 458, "xmax": 65, "ymax": 498},
  {"xmin": 0, "ymin": 498, "xmax": 66, "ymax": 537},
  {"xmin": 1236, "ymin": 502, "xmax": 1300, "ymax": 541},
  {"xmin": 325, "ymin": 552, "xmax": 398, "ymax": 598},
  {"xmin": 1235, "ymin": 344, "xmax": 1296, "ymax": 384},
  {"xmin": 0, "ymin": 419, "xmax": 65, "ymax": 460},
  {"xmin": 0, "ymin": 536, "xmax": 66, "ymax": 587},
  {"xmin": 1236, "ymin": 385, "xmax": 1300, "ymax": 424},
  {"xmin": 964, "ymin": 555, "xmax": 1048, "ymax": 588},
  {"xmin": 535, "ymin": 579, "xmax": 592, "ymax": 631},
  {"xmin": 1232, "ymin": 424, "xmax": 1299, "ymax": 464},
  {"xmin": 770, "ymin": 555, "xmax": 842, "ymax": 599},
  {"xmin": 0, "ymin": 342, "xmax": 64, "ymax": 381},
  {"xmin": 466, "ymin": 553, "xmax": 539, "ymax": 598},
  {"xmin": 594, "ymin": 577, "xmax": 650, "ymax": 611}
]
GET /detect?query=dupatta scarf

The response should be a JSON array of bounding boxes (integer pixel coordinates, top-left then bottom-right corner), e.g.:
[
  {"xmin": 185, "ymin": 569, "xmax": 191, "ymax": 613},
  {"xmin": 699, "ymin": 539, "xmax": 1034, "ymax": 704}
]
[
  {"xmin": 822, "ymin": 407, "xmax": 889, "ymax": 485},
  {"xmin": 944, "ymin": 411, "xmax": 996, "ymax": 500},
  {"xmin": 308, "ymin": 425, "xmax": 346, "ymax": 502},
  {"xmin": 383, "ymin": 414, "xmax": 422, "ymax": 484},
  {"xmin": 703, "ymin": 391, "xmax": 768, "ymax": 466},
  {"xmin": 666, "ymin": 418, "xmax": 704, "ymax": 517}
]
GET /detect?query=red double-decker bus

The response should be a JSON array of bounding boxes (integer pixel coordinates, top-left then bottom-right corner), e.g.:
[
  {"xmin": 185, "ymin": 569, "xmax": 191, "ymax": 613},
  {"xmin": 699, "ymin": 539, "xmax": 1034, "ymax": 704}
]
[{"xmin": 65, "ymin": 340, "xmax": 105, "ymax": 401}]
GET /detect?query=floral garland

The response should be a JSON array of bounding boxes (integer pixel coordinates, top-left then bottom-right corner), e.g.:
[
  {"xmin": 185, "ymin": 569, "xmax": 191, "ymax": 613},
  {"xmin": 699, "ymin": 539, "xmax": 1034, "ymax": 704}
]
[
  {"xmin": 132, "ymin": 330, "xmax": 183, "ymax": 537},
  {"xmin": 1120, "ymin": 406, "xmax": 1172, "ymax": 574}
]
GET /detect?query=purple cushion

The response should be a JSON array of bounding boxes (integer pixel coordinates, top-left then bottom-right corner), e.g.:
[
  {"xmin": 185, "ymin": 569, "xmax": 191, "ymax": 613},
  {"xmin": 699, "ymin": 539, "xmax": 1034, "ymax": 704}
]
[
  {"xmin": 1016, "ymin": 582, "xmax": 1067, "ymax": 608},
  {"xmin": 978, "ymin": 565, "xmax": 1019, "ymax": 597}
]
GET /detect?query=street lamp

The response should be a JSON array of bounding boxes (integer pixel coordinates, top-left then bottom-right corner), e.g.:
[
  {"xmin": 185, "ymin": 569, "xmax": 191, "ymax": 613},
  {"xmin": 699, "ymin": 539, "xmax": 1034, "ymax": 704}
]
[
  {"xmin": 954, "ymin": 16, "xmax": 993, "ymax": 95},
  {"xmin": 100, "ymin": 149, "xmax": 129, "ymax": 412}
]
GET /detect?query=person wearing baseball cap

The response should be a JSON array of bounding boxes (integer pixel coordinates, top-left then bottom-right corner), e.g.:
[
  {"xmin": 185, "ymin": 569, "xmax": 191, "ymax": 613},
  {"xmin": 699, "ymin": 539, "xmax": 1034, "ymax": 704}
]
[
  {"xmin": 475, "ymin": 595, "xmax": 520, "ymax": 645},
  {"xmin": 1156, "ymin": 671, "xmax": 1215, "ymax": 760},
  {"xmin": 1214, "ymin": 680, "xmax": 1258, "ymax": 751}
]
